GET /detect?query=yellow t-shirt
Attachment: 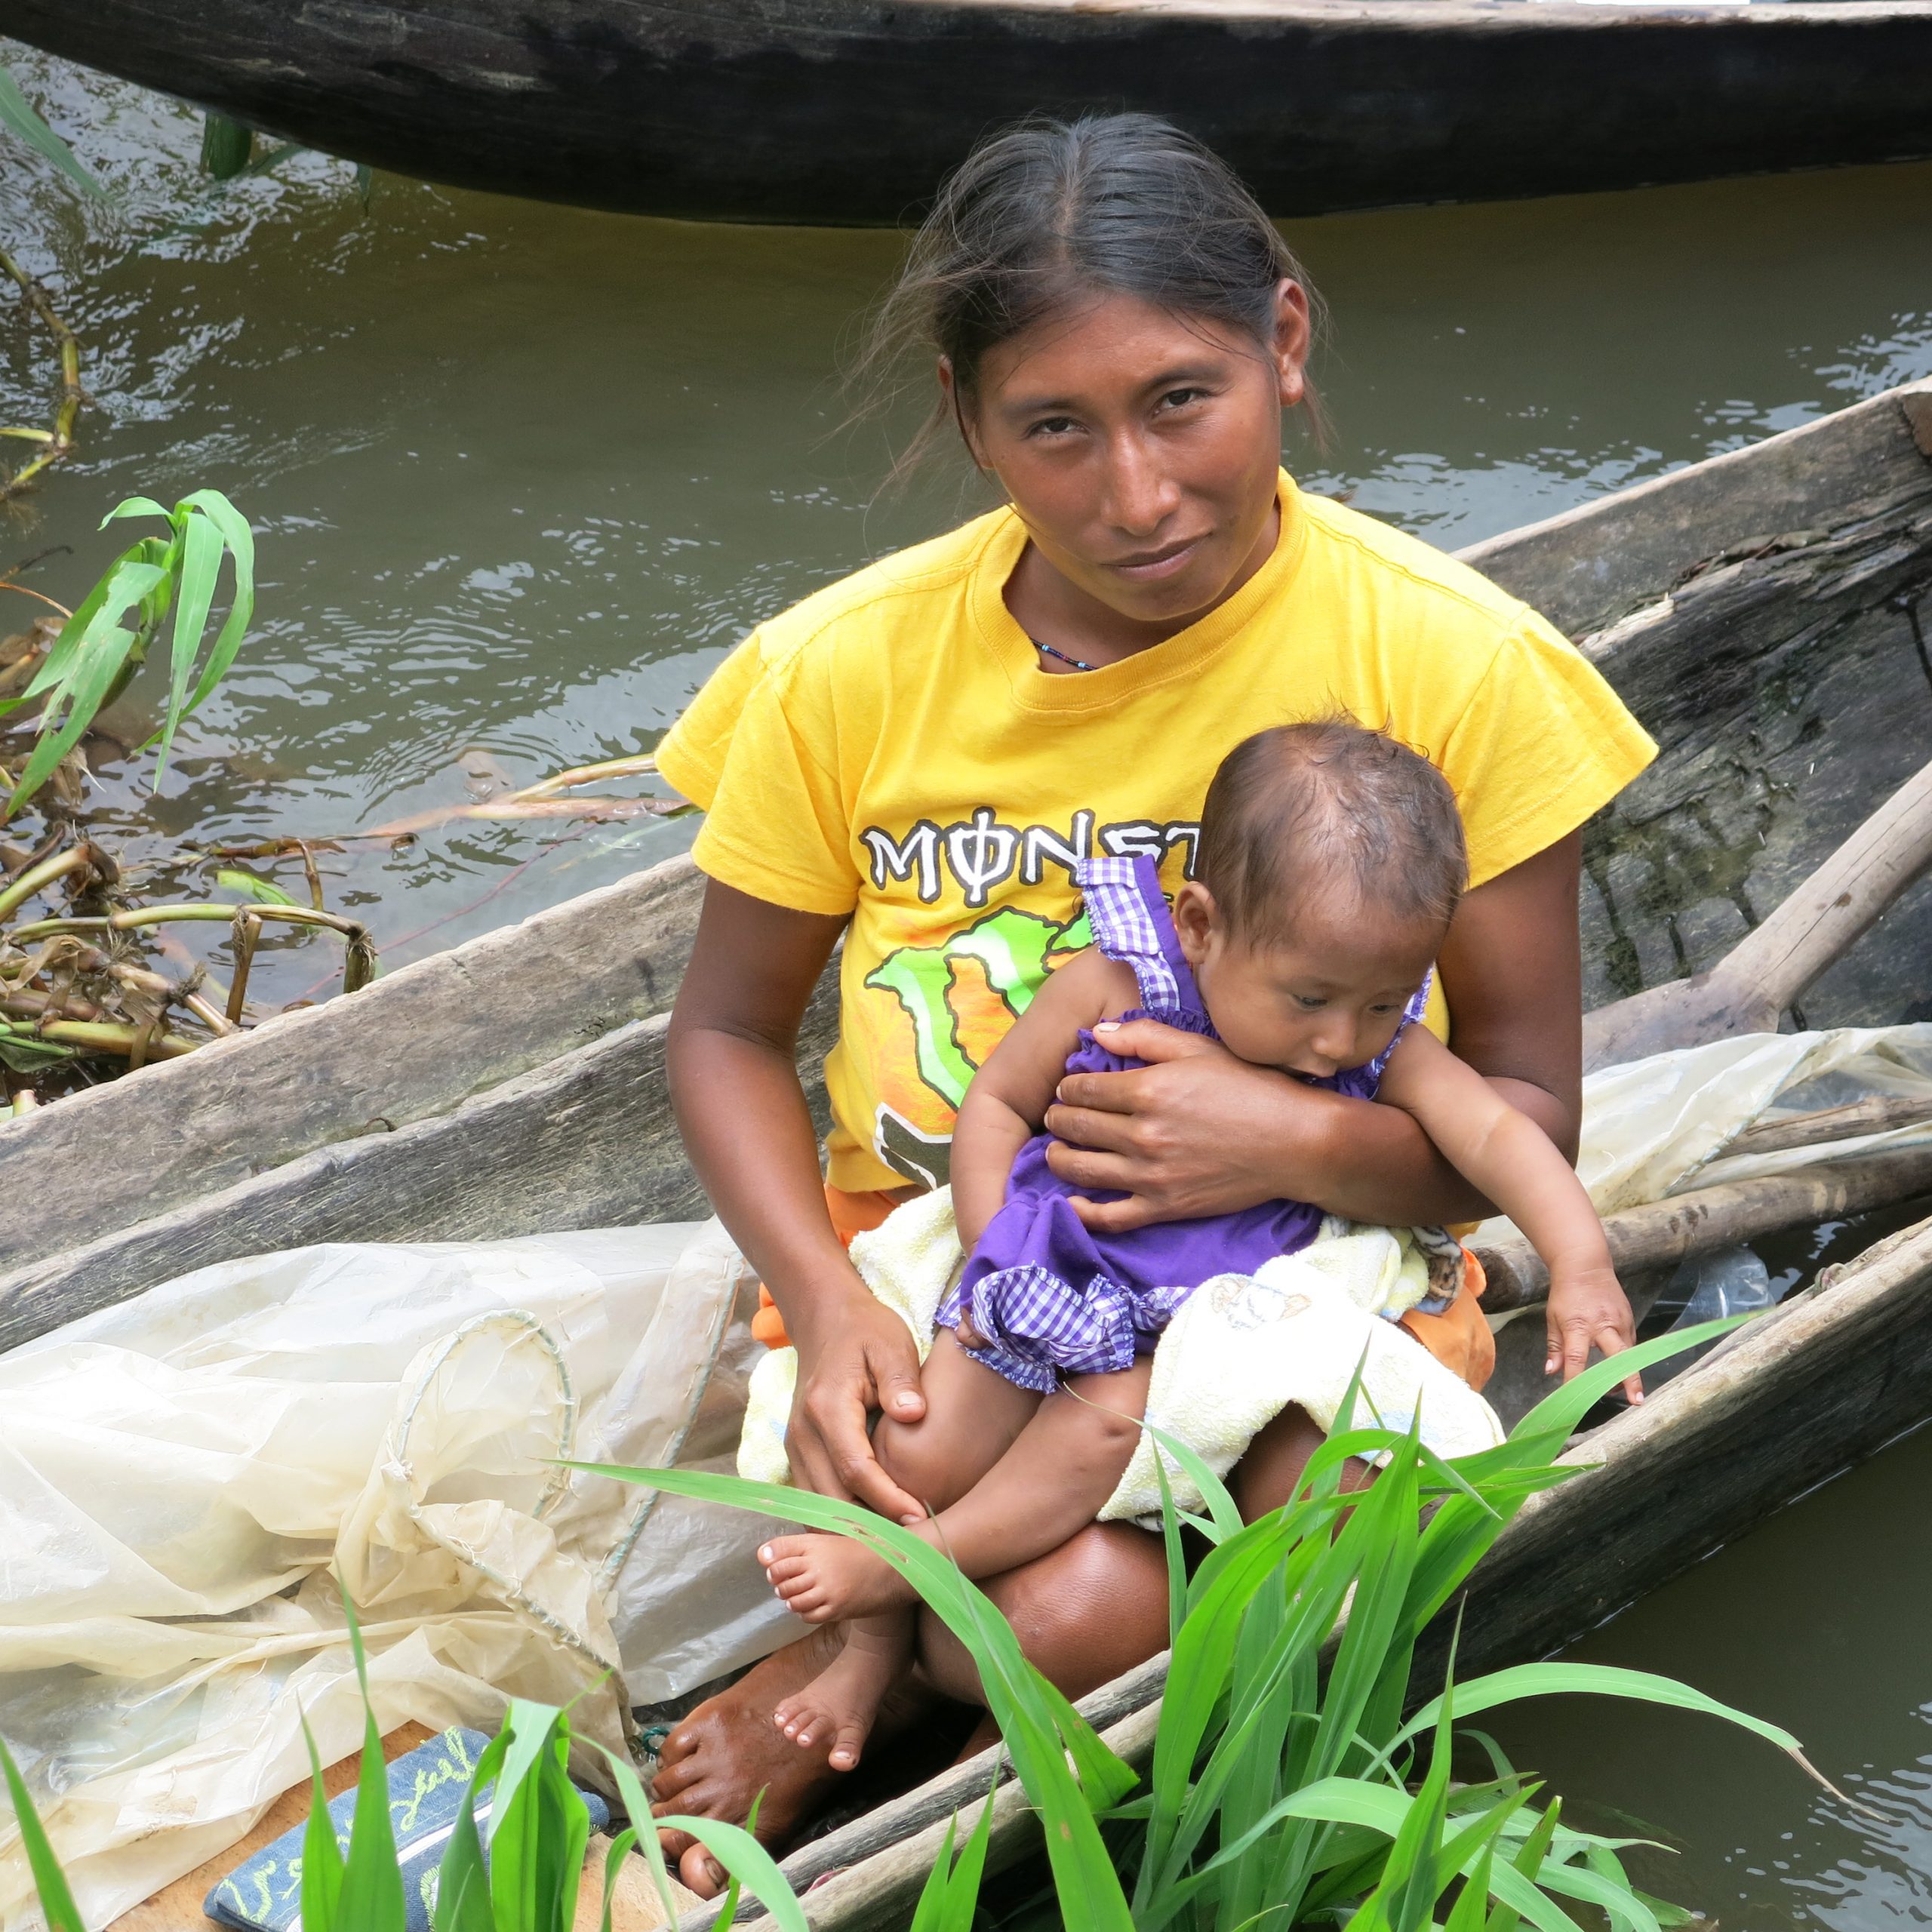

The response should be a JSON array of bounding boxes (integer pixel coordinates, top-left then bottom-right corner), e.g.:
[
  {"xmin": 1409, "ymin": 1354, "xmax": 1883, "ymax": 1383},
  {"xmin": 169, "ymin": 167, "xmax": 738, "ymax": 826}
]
[{"xmin": 657, "ymin": 473, "xmax": 1655, "ymax": 1193}]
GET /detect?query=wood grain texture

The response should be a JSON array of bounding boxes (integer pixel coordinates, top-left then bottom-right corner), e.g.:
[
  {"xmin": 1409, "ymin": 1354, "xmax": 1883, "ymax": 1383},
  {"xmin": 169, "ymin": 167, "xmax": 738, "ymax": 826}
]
[
  {"xmin": 0, "ymin": 852, "xmax": 707, "ymax": 1278},
  {"xmin": 5, "ymin": 0, "xmax": 1932, "ymax": 224},
  {"xmin": 0, "ymin": 976, "xmax": 839, "ymax": 1353}
]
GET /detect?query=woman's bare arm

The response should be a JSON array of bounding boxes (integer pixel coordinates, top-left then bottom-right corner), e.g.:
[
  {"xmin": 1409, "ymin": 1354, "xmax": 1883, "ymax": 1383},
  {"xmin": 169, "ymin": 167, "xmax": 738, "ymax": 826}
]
[
  {"xmin": 666, "ymin": 878, "xmax": 924, "ymax": 1520},
  {"xmin": 1040, "ymin": 832, "xmax": 1586, "ymax": 1231},
  {"xmin": 952, "ymin": 949, "xmax": 1131, "ymax": 1246}
]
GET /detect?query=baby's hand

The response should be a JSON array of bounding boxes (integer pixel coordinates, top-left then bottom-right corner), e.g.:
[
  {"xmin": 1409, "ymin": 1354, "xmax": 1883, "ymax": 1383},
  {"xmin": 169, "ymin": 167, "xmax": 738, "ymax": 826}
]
[{"xmin": 1545, "ymin": 1263, "xmax": 1643, "ymax": 1406}]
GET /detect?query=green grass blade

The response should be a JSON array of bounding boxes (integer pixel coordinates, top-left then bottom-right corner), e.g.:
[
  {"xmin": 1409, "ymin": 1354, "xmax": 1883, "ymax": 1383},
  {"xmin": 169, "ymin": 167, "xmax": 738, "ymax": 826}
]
[
  {"xmin": 100, "ymin": 496, "xmax": 172, "ymax": 528},
  {"xmin": 431, "ymin": 1730, "xmax": 506, "ymax": 1932},
  {"xmin": 0, "ymin": 1730, "xmax": 86, "ymax": 1932},
  {"xmin": 908, "ymin": 1817, "xmax": 961, "ymax": 1932},
  {"xmin": 1396, "ymin": 1662, "xmax": 1810, "ymax": 1771},
  {"xmin": 588, "ymin": 1741, "xmax": 688, "ymax": 1932},
  {"xmin": 1143, "ymin": 1419, "xmax": 1244, "ymax": 1543},
  {"xmin": 1505, "ymin": 1319, "xmax": 1747, "ymax": 1454},
  {"xmin": 1153, "ymin": 1450, "xmax": 1189, "ymax": 1652},
  {"xmin": 334, "ymin": 1594, "xmax": 408, "ymax": 1932},
  {"xmin": 655, "ymin": 1815, "xmax": 808, "ymax": 1932},
  {"xmin": 300, "ymin": 1718, "xmax": 347, "ymax": 1932},
  {"xmin": 0, "ymin": 67, "xmax": 110, "ymax": 202},
  {"xmin": 597, "ymin": 1827, "xmax": 640, "ymax": 1932},
  {"xmin": 936, "ymin": 1778, "xmax": 998, "ymax": 1932},
  {"xmin": 216, "ymin": 866, "xmax": 297, "ymax": 905}
]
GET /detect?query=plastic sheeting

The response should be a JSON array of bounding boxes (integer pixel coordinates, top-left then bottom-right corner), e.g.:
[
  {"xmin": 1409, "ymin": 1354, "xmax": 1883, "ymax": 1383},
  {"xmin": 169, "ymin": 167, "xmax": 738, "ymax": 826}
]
[
  {"xmin": 9, "ymin": 1023, "xmax": 1932, "ymax": 1927},
  {"xmin": 0, "ymin": 1223, "xmax": 792, "ymax": 1930}
]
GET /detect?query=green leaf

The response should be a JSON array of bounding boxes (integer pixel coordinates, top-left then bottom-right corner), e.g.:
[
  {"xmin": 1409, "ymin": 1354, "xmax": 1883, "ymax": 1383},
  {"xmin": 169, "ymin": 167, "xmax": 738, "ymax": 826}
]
[
  {"xmin": 299, "ymin": 1719, "xmax": 346, "ymax": 1932},
  {"xmin": 215, "ymin": 866, "xmax": 297, "ymax": 906},
  {"xmin": 486, "ymin": 1702, "xmax": 589, "ymax": 1932},
  {"xmin": 334, "ymin": 1594, "xmax": 408, "ymax": 1932},
  {"xmin": 1396, "ymin": 1661, "xmax": 1810, "ymax": 1771},
  {"xmin": 654, "ymin": 1815, "xmax": 809, "ymax": 1932},
  {"xmin": 431, "ymin": 1730, "xmax": 506, "ymax": 1932},
  {"xmin": 201, "ymin": 111, "xmax": 254, "ymax": 179},
  {"xmin": 158, "ymin": 506, "xmax": 222, "ymax": 786},
  {"xmin": 598, "ymin": 1826, "xmax": 640, "ymax": 1932},
  {"xmin": 0, "ymin": 1730, "xmax": 86, "ymax": 1931},
  {"xmin": 578, "ymin": 1463, "xmax": 1137, "ymax": 1932},
  {"xmin": 176, "ymin": 490, "xmax": 257, "ymax": 712},
  {"xmin": 589, "ymin": 1741, "xmax": 688, "ymax": 1932},
  {"xmin": 0, "ymin": 66, "xmax": 111, "ymax": 202}
]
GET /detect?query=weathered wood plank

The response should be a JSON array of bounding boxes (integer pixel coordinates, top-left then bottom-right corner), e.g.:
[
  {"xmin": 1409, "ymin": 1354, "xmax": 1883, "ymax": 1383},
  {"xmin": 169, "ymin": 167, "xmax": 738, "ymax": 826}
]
[
  {"xmin": 1462, "ymin": 379, "xmax": 1932, "ymax": 639},
  {"xmin": 0, "ymin": 853, "xmax": 704, "ymax": 1278},
  {"xmin": 0, "ymin": 979, "xmax": 839, "ymax": 1354}
]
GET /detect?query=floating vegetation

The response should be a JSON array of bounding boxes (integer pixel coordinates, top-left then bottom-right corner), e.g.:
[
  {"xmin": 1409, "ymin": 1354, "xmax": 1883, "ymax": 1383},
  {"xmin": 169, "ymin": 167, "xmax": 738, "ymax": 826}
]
[{"xmin": 0, "ymin": 250, "xmax": 84, "ymax": 503}]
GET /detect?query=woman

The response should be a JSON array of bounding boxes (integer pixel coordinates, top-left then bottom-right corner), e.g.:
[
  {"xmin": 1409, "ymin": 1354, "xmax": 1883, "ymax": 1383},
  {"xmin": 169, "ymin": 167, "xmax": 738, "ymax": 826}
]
[{"xmin": 650, "ymin": 113, "xmax": 1654, "ymax": 1888}]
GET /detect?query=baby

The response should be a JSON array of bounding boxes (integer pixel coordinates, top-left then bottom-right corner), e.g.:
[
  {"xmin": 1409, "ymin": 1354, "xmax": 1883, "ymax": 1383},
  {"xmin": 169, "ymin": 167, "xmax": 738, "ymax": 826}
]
[{"xmin": 756, "ymin": 719, "xmax": 1636, "ymax": 1770}]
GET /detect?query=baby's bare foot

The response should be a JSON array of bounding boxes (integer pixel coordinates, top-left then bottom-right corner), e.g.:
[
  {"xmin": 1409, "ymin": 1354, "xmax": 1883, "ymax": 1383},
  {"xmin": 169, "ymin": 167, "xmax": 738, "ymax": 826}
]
[
  {"xmin": 771, "ymin": 1626, "xmax": 906, "ymax": 1770},
  {"xmin": 759, "ymin": 1532, "xmax": 918, "ymax": 1620}
]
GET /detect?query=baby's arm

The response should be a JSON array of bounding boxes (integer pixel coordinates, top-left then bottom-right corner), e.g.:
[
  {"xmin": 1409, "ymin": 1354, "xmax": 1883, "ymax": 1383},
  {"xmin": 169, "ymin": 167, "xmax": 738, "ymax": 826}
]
[
  {"xmin": 951, "ymin": 948, "xmax": 1137, "ymax": 1247},
  {"xmin": 1377, "ymin": 1027, "xmax": 1641, "ymax": 1402}
]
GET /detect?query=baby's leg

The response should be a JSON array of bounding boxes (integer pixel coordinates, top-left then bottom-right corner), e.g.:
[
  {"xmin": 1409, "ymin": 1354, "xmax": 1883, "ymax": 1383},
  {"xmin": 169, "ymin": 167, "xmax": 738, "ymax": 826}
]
[
  {"xmin": 770, "ymin": 1611, "xmax": 913, "ymax": 1771},
  {"xmin": 761, "ymin": 1354, "xmax": 1153, "ymax": 1621},
  {"xmin": 917, "ymin": 1357, "xmax": 1153, "ymax": 1579},
  {"xmin": 760, "ymin": 1331, "xmax": 1042, "ymax": 1621}
]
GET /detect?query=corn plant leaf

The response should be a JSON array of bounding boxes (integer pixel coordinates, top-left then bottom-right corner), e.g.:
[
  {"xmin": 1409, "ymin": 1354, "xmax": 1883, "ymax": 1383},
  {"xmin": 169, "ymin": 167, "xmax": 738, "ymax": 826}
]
[
  {"xmin": 578, "ymin": 1463, "xmax": 1136, "ymax": 1932},
  {"xmin": 589, "ymin": 1741, "xmax": 688, "ymax": 1932},
  {"xmin": 334, "ymin": 1595, "xmax": 408, "ymax": 1932},
  {"xmin": 0, "ymin": 1731, "xmax": 86, "ymax": 1932},
  {"xmin": 1396, "ymin": 1661, "xmax": 1807, "ymax": 1767},
  {"xmin": 0, "ymin": 66, "xmax": 111, "ymax": 202},
  {"xmin": 1143, "ymin": 1418, "xmax": 1243, "ymax": 1543},
  {"xmin": 1505, "ymin": 1318, "xmax": 1747, "ymax": 1457},
  {"xmin": 908, "ymin": 1817, "xmax": 961, "ymax": 1932},
  {"xmin": 934, "ymin": 1780, "xmax": 998, "ymax": 1932},
  {"xmin": 598, "ymin": 1826, "xmax": 640, "ymax": 1932},
  {"xmin": 488, "ymin": 1701, "xmax": 589, "ymax": 1932},
  {"xmin": 654, "ymin": 1814, "xmax": 808, "ymax": 1932},
  {"xmin": 431, "ymin": 1729, "xmax": 506, "ymax": 1932},
  {"xmin": 299, "ymin": 1719, "xmax": 346, "ymax": 1932}
]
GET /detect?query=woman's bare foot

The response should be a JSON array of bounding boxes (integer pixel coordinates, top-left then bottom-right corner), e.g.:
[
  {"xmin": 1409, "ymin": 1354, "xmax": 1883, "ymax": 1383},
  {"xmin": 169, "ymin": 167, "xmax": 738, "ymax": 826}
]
[
  {"xmin": 771, "ymin": 1614, "xmax": 914, "ymax": 1770},
  {"xmin": 759, "ymin": 1531, "xmax": 919, "ymax": 1620},
  {"xmin": 651, "ymin": 1627, "xmax": 863, "ymax": 1896}
]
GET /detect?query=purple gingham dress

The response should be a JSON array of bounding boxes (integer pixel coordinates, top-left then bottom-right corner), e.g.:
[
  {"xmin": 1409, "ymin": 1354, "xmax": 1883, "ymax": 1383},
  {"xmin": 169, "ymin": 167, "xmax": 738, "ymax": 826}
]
[{"xmin": 937, "ymin": 853, "xmax": 1432, "ymax": 1394}]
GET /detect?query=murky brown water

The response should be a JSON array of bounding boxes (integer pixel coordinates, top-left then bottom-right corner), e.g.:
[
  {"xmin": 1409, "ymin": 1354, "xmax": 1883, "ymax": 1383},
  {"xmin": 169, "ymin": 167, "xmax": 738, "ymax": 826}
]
[{"xmin": 5, "ymin": 38, "xmax": 1932, "ymax": 1915}]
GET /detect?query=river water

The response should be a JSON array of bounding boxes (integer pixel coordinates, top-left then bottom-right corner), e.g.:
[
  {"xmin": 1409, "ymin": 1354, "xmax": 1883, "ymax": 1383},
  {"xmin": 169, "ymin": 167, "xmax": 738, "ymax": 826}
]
[{"xmin": 5, "ymin": 37, "xmax": 1932, "ymax": 1921}]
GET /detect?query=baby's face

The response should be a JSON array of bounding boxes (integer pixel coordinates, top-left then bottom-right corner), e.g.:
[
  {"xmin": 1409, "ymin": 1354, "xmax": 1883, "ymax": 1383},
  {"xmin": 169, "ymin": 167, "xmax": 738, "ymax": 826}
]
[{"xmin": 1179, "ymin": 888, "xmax": 1442, "ymax": 1078}]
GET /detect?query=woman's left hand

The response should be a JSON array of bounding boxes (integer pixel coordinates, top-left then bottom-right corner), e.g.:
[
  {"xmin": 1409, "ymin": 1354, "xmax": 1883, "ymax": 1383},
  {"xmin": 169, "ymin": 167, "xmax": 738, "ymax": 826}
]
[{"xmin": 1041, "ymin": 1019, "xmax": 1338, "ymax": 1231}]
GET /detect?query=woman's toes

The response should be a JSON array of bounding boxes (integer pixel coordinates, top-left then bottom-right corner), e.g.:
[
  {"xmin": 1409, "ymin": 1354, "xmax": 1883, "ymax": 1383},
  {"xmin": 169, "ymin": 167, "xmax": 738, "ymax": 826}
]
[{"xmin": 678, "ymin": 1843, "xmax": 725, "ymax": 1897}]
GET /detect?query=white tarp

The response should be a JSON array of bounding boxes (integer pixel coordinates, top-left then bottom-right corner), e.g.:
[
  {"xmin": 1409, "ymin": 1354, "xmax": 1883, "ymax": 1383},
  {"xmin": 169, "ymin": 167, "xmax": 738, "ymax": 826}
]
[
  {"xmin": 0, "ymin": 1223, "xmax": 789, "ymax": 1930},
  {"xmin": 8, "ymin": 1023, "xmax": 1932, "ymax": 1927}
]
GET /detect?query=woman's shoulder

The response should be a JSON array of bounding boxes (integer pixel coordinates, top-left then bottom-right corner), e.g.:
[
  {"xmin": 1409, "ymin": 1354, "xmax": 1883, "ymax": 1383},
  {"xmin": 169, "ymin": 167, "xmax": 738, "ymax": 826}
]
[
  {"xmin": 749, "ymin": 504, "xmax": 1014, "ymax": 682},
  {"xmin": 1294, "ymin": 489, "xmax": 1556, "ymax": 648}
]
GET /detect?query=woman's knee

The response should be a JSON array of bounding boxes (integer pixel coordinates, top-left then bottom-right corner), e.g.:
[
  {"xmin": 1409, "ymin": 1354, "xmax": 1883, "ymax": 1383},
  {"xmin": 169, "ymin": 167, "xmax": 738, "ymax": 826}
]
[{"xmin": 918, "ymin": 1523, "xmax": 1169, "ymax": 1703}]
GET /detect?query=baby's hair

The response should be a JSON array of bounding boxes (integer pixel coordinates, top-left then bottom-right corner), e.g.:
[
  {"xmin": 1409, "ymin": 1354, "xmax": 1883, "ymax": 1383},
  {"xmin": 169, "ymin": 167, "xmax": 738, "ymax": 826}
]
[{"xmin": 1195, "ymin": 720, "xmax": 1468, "ymax": 946}]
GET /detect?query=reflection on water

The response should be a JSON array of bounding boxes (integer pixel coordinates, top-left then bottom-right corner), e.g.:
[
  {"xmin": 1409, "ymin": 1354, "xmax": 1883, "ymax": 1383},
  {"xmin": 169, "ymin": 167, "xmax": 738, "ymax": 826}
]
[
  {"xmin": 3, "ymin": 42, "xmax": 1930, "ymax": 1005},
  {"xmin": 1491, "ymin": 1422, "xmax": 1932, "ymax": 1930}
]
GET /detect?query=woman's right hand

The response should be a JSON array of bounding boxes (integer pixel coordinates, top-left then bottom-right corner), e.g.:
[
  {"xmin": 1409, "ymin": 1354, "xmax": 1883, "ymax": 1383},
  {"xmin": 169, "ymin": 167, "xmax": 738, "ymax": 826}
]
[{"xmin": 786, "ymin": 1287, "xmax": 929, "ymax": 1523}]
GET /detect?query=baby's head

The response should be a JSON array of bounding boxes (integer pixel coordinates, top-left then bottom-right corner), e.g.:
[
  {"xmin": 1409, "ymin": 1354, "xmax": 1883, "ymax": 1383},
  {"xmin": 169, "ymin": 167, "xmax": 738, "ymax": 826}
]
[{"xmin": 1175, "ymin": 720, "xmax": 1468, "ymax": 1078}]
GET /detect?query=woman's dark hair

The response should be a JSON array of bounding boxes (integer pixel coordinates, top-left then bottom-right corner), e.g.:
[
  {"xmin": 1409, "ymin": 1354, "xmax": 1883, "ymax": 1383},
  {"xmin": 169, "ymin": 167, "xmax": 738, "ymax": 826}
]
[
  {"xmin": 1197, "ymin": 719, "xmax": 1468, "ymax": 946},
  {"xmin": 857, "ymin": 112, "xmax": 1324, "ymax": 478}
]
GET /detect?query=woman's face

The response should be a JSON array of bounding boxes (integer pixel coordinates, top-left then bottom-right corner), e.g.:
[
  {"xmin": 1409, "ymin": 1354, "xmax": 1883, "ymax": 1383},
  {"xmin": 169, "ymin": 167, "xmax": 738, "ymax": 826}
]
[{"xmin": 945, "ymin": 282, "xmax": 1309, "ymax": 630}]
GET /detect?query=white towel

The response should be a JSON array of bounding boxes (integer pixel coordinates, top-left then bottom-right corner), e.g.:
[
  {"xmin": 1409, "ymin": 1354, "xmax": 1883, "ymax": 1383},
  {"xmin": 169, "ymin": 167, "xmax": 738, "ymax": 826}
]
[{"xmin": 737, "ymin": 1188, "xmax": 1503, "ymax": 1524}]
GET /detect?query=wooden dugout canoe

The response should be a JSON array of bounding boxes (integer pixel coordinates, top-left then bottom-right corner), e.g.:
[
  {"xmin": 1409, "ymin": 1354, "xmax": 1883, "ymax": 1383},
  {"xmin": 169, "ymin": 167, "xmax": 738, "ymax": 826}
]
[
  {"xmin": 8, "ymin": 0, "xmax": 1932, "ymax": 224},
  {"xmin": 5, "ymin": 379, "xmax": 1932, "ymax": 1925}
]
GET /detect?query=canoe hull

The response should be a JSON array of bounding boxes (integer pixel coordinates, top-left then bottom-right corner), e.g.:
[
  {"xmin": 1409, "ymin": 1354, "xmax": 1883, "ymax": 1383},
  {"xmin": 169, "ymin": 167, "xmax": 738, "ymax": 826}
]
[{"xmin": 8, "ymin": 0, "xmax": 1932, "ymax": 223}]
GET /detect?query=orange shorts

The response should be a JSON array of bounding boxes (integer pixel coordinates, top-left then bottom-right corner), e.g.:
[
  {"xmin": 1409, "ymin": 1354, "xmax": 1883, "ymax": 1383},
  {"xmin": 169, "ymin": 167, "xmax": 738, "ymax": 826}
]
[{"xmin": 753, "ymin": 1185, "xmax": 1494, "ymax": 1394}]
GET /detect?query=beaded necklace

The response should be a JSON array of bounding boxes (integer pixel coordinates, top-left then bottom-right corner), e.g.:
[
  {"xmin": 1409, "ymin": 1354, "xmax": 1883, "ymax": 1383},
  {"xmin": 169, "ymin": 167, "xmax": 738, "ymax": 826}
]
[{"xmin": 1030, "ymin": 635, "xmax": 1099, "ymax": 673}]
